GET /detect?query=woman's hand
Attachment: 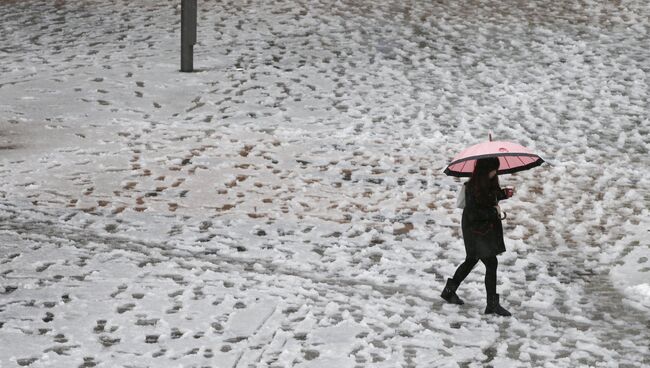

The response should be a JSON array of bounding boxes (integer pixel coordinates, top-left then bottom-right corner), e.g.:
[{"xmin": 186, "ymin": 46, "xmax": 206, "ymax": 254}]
[{"xmin": 495, "ymin": 205, "xmax": 506, "ymax": 220}]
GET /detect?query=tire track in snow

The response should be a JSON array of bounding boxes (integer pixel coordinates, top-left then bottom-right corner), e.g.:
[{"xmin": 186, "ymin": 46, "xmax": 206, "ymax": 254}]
[
  {"xmin": 0, "ymin": 203, "xmax": 438, "ymax": 303},
  {"xmin": 2, "ymin": 203, "xmax": 649, "ymax": 365}
]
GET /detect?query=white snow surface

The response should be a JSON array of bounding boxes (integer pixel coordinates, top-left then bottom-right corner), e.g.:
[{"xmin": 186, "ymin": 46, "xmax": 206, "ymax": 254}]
[{"xmin": 1, "ymin": 0, "xmax": 649, "ymax": 367}]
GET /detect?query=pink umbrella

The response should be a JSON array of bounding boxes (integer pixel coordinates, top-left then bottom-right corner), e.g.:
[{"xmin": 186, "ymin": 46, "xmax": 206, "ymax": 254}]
[{"xmin": 444, "ymin": 134, "xmax": 545, "ymax": 177}]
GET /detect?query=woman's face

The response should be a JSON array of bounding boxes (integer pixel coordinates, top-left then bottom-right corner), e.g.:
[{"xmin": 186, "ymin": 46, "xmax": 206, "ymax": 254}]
[{"xmin": 489, "ymin": 170, "xmax": 498, "ymax": 179}]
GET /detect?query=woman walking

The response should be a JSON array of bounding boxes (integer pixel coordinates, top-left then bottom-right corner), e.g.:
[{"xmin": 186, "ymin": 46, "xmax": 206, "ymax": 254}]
[{"xmin": 441, "ymin": 157, "xmax": 513, "ymax": 316}]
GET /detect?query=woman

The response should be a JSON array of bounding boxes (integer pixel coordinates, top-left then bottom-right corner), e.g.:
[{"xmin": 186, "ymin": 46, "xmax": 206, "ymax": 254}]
[{"xmin": 441, "ymin": 157, "xmax": 513, "ymax": 316}]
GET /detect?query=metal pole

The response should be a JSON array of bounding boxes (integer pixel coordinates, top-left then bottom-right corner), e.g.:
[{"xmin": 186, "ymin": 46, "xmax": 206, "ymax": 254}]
[{"xmin": 181, "ymin": 0, "xmax": 197, "ymax": 72}]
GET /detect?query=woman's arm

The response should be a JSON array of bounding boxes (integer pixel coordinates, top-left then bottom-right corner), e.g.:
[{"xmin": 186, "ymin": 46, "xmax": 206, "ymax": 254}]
[
  {"xmin": 467, "ymin": 205, "xmax": 499, "ymax": 222},
  {"xmin": 465, "ymin": 190, "xmax": 499, "ymax": 222}
]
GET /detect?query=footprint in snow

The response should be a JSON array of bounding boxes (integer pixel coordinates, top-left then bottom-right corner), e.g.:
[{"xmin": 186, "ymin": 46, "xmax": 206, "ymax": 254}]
[
  {"xmin": 181, "ymin": 348, "xmax": 199, "ymax": 356},
  {"xmin": 42, "ymin": 312, "xmax": 54, "ymax": 323},
  {"xmin": 303, "ymin": 349, "xmax": 320, "ymax": 360},
  {"xmin": 93, "ymin": 320, "xmax": 107, "ymax": 334},
  {"xmin": 166, "ymin": 303, "xmax": 183, "ymax": 314},
  {"xmin": 79, "ymin": 357, "xmax": 98, "ymax": 367},
  {"xmin": 110, "ymin": 284, "xmax": 128, "ymax": 298},
  {"xmin": 145, "ymin": 335, "xmax": 159, "ymax": 344},
  {"xmin": 53, "ymin": 333, "xmax": 68, "ymax": 343},
  {"xmin": 35, "ymin": 262, "xmax": 55, "ymax": 272},
  {"xmin": 16, "ymin": 358, "xmax": 38, "ymax": 367},
  {"xmin": 171, "ymin": 328, "xmax": 184, "ymax": 339},
  {"xmin": 116, "ymin": 303, "xmax": 135, "ymax": 314},
  {"xmin": 99, "ymin": 335, "xmax": 121, "ymax": 348}
]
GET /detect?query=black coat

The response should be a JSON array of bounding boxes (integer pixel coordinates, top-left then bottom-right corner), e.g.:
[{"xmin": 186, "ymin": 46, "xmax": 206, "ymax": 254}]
[{"xmin": 461, "ymin": 183, "xmax": 508, "ymax": 259}]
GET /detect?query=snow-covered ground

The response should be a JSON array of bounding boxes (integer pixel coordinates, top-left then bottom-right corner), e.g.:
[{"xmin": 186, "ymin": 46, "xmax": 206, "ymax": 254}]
[{"xmin": 1, "ymin": 0, "xmax": 649, "ymax": 366}]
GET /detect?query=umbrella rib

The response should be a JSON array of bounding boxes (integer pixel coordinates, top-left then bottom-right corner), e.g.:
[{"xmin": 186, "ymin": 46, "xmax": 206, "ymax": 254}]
[
  {"xmin": 516, "ymin": 155, "xmax": 527, "ymax": 167},
  {"xmin": 504, "ymin": 156, "xmax": 513, "ymax": 171},
  {"xmin": 459, "ymin": 159, "xmax": 469, "ymax": 174}
]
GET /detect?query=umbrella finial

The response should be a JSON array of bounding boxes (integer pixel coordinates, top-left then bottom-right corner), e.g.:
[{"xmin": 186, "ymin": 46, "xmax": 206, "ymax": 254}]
[{"xmin": 489, "ymin": 132, "xmax": 493, "ymax": 142}]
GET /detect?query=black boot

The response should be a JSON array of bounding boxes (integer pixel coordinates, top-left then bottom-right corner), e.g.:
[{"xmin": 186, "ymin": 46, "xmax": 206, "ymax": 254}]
[
  {"xmin": 441, "ymin": 278, "xmax": 464, "ymax": 305},
  {"xmin": 485, "ymin": 294, "xmax": 511, "ymax": 316}
]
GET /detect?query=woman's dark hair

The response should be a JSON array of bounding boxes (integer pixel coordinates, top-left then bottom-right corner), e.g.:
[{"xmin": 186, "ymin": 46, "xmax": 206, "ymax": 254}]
[{"xmin": 468, "ymin": 157, "xmax": 500, "ymax": 205}]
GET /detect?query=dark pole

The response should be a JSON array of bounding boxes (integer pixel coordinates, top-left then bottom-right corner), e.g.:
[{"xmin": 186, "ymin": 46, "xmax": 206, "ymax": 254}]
[{"xmin": 181, "ymin": 0, "xmax": 197, "ymax": 72}]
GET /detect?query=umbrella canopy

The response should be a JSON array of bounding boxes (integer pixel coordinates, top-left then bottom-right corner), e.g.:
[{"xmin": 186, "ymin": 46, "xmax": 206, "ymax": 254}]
[{"xmin": 444, "ymin": 136, "xmax": 545, "ymax": 177}]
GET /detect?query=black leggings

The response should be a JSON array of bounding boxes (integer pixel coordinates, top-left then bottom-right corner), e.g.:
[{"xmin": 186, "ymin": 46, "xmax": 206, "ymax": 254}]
[{"xmin": 452, "ymin": 256, "xmax": 498, "ymax": 297}]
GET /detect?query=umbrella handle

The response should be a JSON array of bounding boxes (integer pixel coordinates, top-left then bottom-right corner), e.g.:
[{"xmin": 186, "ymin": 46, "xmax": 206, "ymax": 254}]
[{"xmin": 500, "ymin": 211, "xmax": 507, "ymax": 220}]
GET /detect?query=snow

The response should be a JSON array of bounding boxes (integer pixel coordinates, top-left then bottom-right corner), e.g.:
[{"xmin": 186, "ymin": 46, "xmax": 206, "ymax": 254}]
[{"xmin": 1, "ymin": 0, "xmax": 649, "ymax": 366}]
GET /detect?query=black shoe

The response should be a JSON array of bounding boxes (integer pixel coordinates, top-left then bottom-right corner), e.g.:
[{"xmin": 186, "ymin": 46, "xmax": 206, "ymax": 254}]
[
  {"xmin": 441, "ymin": 278, "xmax": 464, "ymax": 305},
  {"xmin": 485, "ymin": 294, "xmax": 511, "ymax": 316}
]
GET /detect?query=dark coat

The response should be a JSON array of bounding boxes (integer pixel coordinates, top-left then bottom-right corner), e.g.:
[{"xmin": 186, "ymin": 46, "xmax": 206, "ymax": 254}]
[{"xmin": 461, "ymin": 183, "xmax": 508, "ymax": 259}]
